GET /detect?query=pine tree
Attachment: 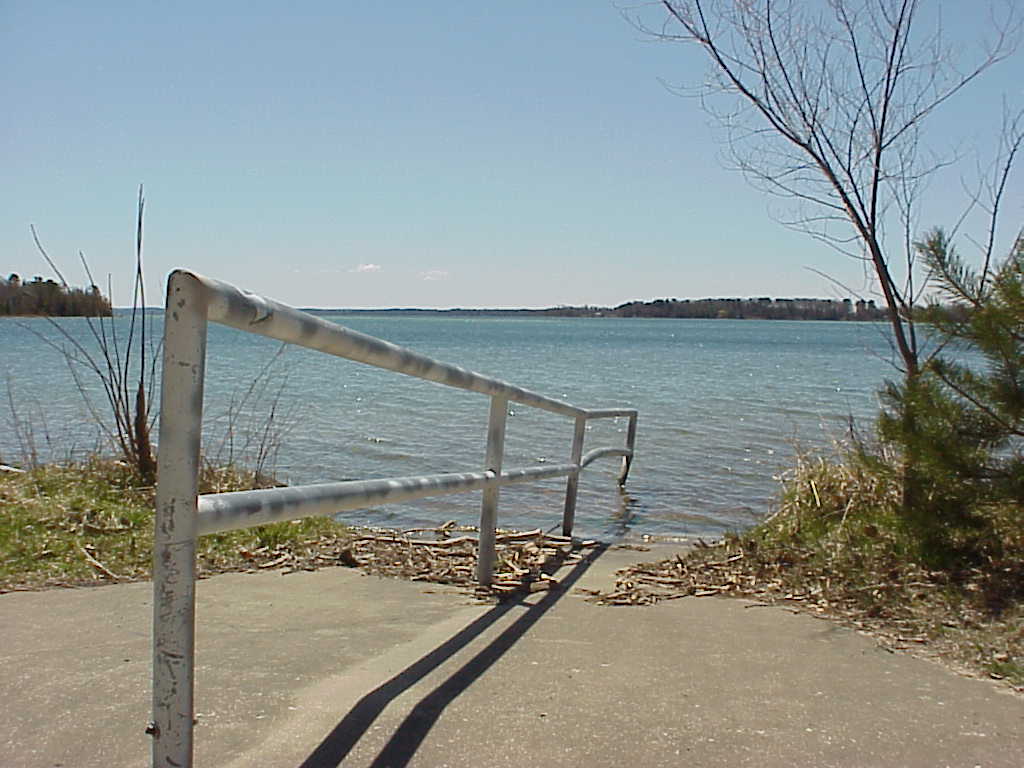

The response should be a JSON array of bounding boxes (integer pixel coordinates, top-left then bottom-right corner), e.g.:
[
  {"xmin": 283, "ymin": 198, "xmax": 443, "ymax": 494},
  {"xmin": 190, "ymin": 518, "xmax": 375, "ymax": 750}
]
[
  {"xmin": 919, "ymin": 228, "xmax": 1024, "ymax": 500},
  {"xmin": 876, "ymin": 228, "xmax": 1024, "ymax": 560}
]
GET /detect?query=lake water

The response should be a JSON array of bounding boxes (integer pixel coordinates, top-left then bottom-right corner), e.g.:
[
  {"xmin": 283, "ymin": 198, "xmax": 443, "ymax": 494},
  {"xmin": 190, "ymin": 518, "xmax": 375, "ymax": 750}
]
[{"xmin": 0, "ymin": 313, "xmax": 902, "ymax": 541}]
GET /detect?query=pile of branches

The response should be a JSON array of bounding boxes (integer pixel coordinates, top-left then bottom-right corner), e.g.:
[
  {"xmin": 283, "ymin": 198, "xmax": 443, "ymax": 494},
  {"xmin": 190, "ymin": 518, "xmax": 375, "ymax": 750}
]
[
  {"xmin": 586, "ymin": 537, "xmax": 958, "ymax": 631},
  {"xmin": 585, "ymin": 538, "xmax": 944, "ymax": 617},
  {"xmin": 200, "ymin": 522, "xmax": 599, "ymax": 600}
]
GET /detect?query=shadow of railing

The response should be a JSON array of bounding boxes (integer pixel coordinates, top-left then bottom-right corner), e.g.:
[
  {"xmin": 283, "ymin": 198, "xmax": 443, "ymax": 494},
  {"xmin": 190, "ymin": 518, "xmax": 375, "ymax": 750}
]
[{"xmin": 299, "ymin": 543, "xmax": 608, "ymax": 768}]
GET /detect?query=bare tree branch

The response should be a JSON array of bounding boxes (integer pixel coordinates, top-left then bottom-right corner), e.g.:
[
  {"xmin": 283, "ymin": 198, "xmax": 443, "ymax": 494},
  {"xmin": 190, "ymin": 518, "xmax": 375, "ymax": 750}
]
[{"xmin": 628, "ymin": 0, "xmax": 1020, "ymax": 376}]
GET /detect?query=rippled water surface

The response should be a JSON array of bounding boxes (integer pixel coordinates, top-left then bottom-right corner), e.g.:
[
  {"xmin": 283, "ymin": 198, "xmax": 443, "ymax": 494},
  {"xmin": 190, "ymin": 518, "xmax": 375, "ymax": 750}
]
[{"xmin": 0, "ymin": 314, "xmax": 900, "ymax": 540}]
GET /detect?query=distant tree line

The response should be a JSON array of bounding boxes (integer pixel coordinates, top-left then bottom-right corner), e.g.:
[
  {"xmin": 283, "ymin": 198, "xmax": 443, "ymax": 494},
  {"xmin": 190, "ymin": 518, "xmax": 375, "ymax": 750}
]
[
  {"xmin": 334, "ymin": 297, "xmax": 890, "ymax": 320},
  {"xmin": 1, "ymin": 273, "xmax": 112, "ymax": 316},
  {"xmin": 608, "ymin": 297, "xmax": 887, "ymax": 321}
]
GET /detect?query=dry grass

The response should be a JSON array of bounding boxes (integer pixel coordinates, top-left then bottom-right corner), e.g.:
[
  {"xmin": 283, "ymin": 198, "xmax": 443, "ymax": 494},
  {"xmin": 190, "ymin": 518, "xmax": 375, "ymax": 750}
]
[{"xmin": 0, "ymin": 458, "xmax": 353, "ymax": 590}]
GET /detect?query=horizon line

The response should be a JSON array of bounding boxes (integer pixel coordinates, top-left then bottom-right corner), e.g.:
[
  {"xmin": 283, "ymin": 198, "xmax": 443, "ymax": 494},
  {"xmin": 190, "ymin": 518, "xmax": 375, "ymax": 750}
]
[{"xmin": 115, "ymin": 295, "xmax": 875, "ymax": 313}]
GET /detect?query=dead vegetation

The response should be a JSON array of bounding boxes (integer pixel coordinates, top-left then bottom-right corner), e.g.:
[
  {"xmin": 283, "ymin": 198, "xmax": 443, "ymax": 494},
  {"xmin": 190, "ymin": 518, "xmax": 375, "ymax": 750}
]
[{"xmin": 202, "ymin": 522, "xmax": 600, "ymax": 601}]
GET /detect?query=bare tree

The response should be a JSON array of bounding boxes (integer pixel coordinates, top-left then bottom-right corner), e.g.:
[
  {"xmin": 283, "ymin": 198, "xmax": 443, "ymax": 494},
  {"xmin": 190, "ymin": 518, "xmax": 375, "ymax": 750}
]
[
  {"xmin": 633, "ymin": 0, "xmax": 1020, "ymax": 376},
  {"xmin": 30, "ymin": 185, "xmax": 159, "ymax": 482}
]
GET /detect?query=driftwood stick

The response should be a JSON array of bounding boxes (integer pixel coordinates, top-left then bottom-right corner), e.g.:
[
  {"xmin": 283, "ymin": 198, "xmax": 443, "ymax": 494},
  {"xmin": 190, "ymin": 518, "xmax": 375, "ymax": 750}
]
[
  {"xmin": 635, "ymin": 575, "xmax": 692, "ymax": 585},
  {"xmin": 356, "ymin": 535, "xmax": 476, "ymax": 548},
  {"xmin": 79, "ymin": 546, "xmax": 122, "ymax": 581},
  {"xmin": 542, "ymin": 533, "xmax": 574, "ymax": 544},
  {"xmin": 495, "ymin": 529, "xmax": 543, "ymax": 542},
  {"xmin": 258, "ymin": 554, "xmax": 290, "ymax": 569},
  {"xmin": 402, "ymin": 519, "xmax": 460, "ymax": 535}
]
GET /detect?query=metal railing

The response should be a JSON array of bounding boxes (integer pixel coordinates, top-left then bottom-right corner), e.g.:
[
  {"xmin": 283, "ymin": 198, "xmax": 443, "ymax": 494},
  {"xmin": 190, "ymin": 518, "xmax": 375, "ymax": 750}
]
[{"xmin": 150, "ymin": 269, "xmax": 638, "ymax": 767}]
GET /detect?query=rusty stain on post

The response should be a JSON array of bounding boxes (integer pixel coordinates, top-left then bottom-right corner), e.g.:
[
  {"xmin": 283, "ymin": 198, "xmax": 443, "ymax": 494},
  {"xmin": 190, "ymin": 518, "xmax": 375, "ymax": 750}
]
[{"xmin": 152, "ymin": 271, "xmax": 208, "ymax": 768}]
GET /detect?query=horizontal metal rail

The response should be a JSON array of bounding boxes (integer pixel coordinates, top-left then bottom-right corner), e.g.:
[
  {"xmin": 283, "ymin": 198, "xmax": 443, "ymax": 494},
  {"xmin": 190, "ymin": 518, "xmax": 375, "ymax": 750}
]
[
  {"xmin": 151, "ymin": 269, "xmax": 638, "ymax": 768},
  {"xmin": 196, "ymin": 464, "xmax": 577, "ymax": 535},
  {"xmin": 580, "ymin": 447, "xmax": 631, "ymax": 470},
  {"xmin": 579, "ymin": 408, "xmax": 637, "ymax": 419},
  {"xmin": 194, "ymin": 271, "xmax": 589, "ymax": 418}
]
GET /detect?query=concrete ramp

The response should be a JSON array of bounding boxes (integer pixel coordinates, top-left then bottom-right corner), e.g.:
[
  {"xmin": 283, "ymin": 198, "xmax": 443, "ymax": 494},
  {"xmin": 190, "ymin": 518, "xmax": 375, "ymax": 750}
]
[{"xmin": 2, "ymin": 546, "xmax": 1021, "ymax": 767}]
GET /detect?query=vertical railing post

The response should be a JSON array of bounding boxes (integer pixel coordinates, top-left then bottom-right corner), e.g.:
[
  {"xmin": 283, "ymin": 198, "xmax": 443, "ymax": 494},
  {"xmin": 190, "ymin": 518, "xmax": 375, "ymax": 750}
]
[
  {"xmin": 477, "ymin": 395, "xmax": 507, "ymax": 586},
  {"xmin": 618, "ymin": 412, "xmax": 638, "ymax": 485},
  {"xmin": 562, "ymin": 414, "xmax": 587, "ymax": 537},
  {"xmin": 152, "ymin": 272, "xmax": 208, "ymax": 768}
]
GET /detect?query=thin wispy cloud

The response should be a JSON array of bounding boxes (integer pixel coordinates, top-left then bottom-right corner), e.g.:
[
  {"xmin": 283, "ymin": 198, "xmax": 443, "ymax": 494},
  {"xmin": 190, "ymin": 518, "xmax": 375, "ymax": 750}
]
[
  {"xmin": 419, "ymin": 269, "xmax": 449, "ymax": 281},
  {"xmin": 350, "ymin": 263, "xmax": 382, "ymax": 274}
]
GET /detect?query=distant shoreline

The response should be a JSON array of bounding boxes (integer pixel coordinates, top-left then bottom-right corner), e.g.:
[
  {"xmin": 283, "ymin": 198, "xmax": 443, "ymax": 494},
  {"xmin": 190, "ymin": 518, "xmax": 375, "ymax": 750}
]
[
  {"xmin": 91, "ymin": 296, "xmax": 889, "ymax": 321},
  {"xmin": 302, "ymin": 296, "xmax": 888, "ymax": 322}
]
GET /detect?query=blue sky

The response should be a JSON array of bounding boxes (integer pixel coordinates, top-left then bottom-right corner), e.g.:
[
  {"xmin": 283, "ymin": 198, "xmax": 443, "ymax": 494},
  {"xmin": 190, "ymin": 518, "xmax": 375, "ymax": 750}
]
[{"xmin": 2, "ymin": 1, "xmax": 1022, "ymax": 308}]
